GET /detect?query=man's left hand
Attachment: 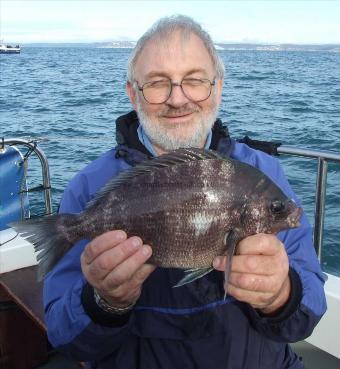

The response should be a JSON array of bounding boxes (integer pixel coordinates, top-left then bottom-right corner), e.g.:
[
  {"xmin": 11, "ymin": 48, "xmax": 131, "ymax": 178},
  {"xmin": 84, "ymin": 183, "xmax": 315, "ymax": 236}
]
[{"xmin": 213, "ymin": 233, "xmax": 291, "ymax": 315}]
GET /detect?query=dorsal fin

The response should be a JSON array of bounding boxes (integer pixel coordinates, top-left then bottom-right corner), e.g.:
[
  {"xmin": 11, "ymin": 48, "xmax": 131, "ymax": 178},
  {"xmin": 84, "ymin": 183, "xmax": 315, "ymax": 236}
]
[{"xmin": 86, "ymin": 148, "xmax": 225, "ymax": 209}]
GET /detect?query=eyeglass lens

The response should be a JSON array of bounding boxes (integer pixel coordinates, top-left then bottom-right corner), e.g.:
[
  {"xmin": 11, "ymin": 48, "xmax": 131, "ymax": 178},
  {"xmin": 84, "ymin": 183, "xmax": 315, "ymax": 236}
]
[{"xmin": 142, "ymin": 79, "xmax": 213, "ymax": 104}]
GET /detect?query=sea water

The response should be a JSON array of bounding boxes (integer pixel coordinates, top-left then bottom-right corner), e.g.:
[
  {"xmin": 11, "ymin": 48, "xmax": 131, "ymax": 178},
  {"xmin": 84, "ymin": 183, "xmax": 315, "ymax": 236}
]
[{"xmin": 0, "ymin": 47, "xmax": 339, "ymax": 275}]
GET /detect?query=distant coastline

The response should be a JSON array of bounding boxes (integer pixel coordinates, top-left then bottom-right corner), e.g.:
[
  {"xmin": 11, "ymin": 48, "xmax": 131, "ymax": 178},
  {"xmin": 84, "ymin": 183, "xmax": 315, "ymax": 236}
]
[{"xmin": 20, "ymin": 41, "xmax": 340, "ymax": 52}]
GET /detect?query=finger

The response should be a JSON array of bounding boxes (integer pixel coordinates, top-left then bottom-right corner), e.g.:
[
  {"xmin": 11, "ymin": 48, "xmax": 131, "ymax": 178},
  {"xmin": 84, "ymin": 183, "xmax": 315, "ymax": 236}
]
[
  {"xmin": 102, "ymin": 245, "xmax": 153, "ymax": 290},
  {"xmin": 229, "ymin": 272, "xmax": 278, "ymax": 293},
  {"xmin": 130, "ymin": 263, "xmax": 156, "ymax": 286},
  {"xmin": 236, "ymin": 234, "xmax": 283, "ymax": 256},
  {"xmin": 86, "ymin": 236, "xmax": 144, "ymax": 280},
  {"xmin": 231, "ymin": 254, "xmax": 279, "ymax": 276},
  {"xmin": 226, "ymin": 283, "xmax": 274, "ymax": 308},
  {"xmin": 104, "ymin": 283, "xmax": 142, "ymax": 305},
  {"xmin": 82, "ymin": 230, "xmax": 127, "ymax": 263},
  {"xmin": 109, "ymin": 264, "xmax": 156, "ymax": 302},
  {"xmin": 213, "ymin": 234, "xmax": 283, "ymax": 270},
  {"xmin": 213, "ymin": 256, "xmax": 227, "ymax": 271}
]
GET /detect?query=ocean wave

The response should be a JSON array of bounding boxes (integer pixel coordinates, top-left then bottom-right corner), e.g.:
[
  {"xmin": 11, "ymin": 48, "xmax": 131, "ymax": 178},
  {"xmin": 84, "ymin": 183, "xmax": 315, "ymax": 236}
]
[
  {"xmin": 278, "ymin": 117, "xmax": 294, "ymax": 121},
  {"xmin": 32, "ymin": 107, "xmax": 52, "ymax": 112},
  {"xmin": 287, "ymin": 100, "xmax": 309, "ymax": 106},
  {"xmin": 100, "ymin": 91, "xmax": 114, "ymax": 97},
  {"xmin": 289, "ymin": 107, "xmax": 316, "ymax": 113},
  {"xmin": 236, "ymin": 75, "xmax": 270, "ymax": 81},
  {"xmin": 34, "ymin": 135, "xmax": 112, "ymax": 143},
  {"xmin": 62, "ymin": 97, "xmax": 105, "ymax": 106},
  {"xmin": 233, "ymin": 85, "xmax": 252, "ymax": 89}
]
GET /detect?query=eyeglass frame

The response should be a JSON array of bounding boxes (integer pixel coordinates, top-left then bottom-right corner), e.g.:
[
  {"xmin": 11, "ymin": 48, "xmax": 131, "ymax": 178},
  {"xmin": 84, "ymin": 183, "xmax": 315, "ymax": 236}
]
[{"xmin": 134, "ymin": 77, "xmax": 216, "ymax": 105}]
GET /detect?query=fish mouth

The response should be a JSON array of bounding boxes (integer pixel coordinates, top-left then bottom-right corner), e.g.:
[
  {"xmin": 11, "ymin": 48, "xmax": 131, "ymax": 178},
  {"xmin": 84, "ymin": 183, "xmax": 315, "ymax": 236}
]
[{"xmin": 287, "ymin": 207, "xmax": 303, "ymax": 228}]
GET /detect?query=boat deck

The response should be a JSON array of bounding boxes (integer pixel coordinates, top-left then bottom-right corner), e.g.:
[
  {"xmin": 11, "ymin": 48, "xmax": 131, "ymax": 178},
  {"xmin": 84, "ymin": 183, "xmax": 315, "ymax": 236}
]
[{"xmin": 292, "ymin": 341, "xmax": 340, "ymax": 369}]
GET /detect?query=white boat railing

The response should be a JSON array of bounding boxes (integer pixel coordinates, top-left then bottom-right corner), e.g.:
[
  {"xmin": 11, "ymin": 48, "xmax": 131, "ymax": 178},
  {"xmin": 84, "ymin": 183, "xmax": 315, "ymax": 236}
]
[
  {"xmin": 2, "ymin": 138, "xmax": 53, "ymax": 216},
  {"xmin": 277, "ymin": 146, "xmax": 340, "ymax": 261}
]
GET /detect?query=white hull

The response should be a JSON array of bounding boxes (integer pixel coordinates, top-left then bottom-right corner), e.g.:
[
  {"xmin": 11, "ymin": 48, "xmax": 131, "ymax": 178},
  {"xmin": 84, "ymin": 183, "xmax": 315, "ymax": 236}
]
[
  {"xmin": 0, "ymin": 46, "xmax": 20, "ymax": 54},
  {"xmin": 306, "ymin": 273, "xmax": 340, "ymax": 358},
  {"xmin": 0, "ymin": 227, "xmax": 37, "ymax": 273}
]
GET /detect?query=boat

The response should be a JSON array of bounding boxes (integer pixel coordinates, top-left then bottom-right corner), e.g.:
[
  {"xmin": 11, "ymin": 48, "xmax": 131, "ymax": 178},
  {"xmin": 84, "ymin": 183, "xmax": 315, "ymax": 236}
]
[
  {"xmin": 0, "ymin": 43, "xmax": 21, "ymax": 54},
  {"xmin": 0, "ymin": 138, "xmax": 339, "ymax": 368}
]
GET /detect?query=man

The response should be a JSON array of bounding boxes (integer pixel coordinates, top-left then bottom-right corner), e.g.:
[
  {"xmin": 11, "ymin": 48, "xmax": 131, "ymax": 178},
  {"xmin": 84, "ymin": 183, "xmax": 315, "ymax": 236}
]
[{"xmin": 44, "ymin": 15, "xmax": 326, "ymax": 369}]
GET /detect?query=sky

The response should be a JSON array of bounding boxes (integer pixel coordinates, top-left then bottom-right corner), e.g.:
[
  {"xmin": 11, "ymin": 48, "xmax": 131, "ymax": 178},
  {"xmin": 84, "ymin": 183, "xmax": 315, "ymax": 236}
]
[{"xmin": 1, "ymin": 0, "xmax": 340, "ymax": 44}]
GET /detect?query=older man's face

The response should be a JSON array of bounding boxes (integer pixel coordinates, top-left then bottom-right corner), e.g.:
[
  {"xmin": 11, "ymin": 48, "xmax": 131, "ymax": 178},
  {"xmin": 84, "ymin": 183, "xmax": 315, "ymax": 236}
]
[{"xmin": 127, "ymin": 31, "xmax": 223, "ymax": 154}]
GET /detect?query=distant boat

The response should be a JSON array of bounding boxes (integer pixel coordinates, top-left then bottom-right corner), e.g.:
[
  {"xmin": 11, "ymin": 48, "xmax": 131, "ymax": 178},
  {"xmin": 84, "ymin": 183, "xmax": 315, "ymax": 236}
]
[{"xmin": 0, "ymin": 42, "xmax": 20, "ymax": 54}]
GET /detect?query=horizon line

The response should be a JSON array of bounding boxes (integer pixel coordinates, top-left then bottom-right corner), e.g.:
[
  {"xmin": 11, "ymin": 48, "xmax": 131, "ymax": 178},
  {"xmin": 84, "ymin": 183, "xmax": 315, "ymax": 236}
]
[{"xmin": 10, "ymin": 41, "xmax": 340, "ymax": 46}]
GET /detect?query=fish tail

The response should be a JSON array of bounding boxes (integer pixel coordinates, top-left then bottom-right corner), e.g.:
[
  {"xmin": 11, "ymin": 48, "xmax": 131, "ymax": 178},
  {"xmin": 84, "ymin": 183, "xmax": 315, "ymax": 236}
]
[{"xmin": 9, "ymin": 214, "xmax": 78, "ymax": 280}]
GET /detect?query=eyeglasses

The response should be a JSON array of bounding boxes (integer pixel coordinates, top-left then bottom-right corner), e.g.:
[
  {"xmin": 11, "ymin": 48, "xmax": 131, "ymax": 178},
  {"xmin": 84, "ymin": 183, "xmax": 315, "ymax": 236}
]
[{"xmin": 136, "ymin": 77, "xmax": 216, "ymax": 104}]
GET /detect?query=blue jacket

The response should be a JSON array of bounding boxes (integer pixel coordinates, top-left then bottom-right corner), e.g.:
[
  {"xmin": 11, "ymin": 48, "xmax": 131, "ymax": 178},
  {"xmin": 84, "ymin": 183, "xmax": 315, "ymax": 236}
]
[{"xmin": 43, "ymin": 114, "xmax": 326, "ymax": 369}]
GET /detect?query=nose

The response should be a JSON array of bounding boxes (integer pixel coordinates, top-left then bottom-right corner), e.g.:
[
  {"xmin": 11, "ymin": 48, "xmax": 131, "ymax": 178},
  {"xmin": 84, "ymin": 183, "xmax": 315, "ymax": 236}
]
[{"xmin": 166, "ymin": 83, "xmax": 190, "ymax": 107}]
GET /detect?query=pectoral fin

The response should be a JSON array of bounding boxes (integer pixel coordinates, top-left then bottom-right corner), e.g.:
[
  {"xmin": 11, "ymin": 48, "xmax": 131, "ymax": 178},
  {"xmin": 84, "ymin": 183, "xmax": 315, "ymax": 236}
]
[{"xmin": 173, "ymin": 267, "xmax": 214, "ymax": 288}]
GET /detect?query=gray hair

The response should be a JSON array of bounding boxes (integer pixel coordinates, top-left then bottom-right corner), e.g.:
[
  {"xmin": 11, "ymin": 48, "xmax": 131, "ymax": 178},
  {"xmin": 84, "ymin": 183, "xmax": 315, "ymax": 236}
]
[{"xmin": 127, "ymin": 15, "xmax": 225, "ymax": 82}]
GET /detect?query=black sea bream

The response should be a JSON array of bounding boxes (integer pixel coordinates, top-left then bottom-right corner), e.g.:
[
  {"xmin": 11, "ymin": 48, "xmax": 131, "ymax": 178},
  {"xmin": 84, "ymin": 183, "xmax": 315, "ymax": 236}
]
[{"xmin": 10, "ymin": 148, "xmax": 302, "ymax": 285}]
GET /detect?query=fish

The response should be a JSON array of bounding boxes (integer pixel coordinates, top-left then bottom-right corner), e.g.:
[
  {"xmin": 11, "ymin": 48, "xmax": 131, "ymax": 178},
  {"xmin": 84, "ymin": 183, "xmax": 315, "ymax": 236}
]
[{"xmin": 10, "ymin": 148, "xmax": 302, "ymax": 286}]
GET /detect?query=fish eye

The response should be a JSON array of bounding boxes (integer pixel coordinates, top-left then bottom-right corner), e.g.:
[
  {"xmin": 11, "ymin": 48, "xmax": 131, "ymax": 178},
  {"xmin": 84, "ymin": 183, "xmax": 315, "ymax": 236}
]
[{"xmin": 270, "ymin": 200, "xmax": 285, "ymax": 214}]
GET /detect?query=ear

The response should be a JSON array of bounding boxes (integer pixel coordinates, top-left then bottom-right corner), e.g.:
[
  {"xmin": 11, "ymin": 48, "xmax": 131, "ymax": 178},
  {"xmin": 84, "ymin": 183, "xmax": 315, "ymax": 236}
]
[
  {"xmin": 126, "ymin": 81, "xmax": 137, "ymax": 110},
  {"xmin": 215, "ymin": 78, "xmax": 224, "ymax": 104}
]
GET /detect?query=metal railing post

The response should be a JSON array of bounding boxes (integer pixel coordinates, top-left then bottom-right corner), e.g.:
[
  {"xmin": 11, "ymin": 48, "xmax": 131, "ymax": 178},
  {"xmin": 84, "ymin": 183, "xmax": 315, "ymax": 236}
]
[
  {"xmin": 314, "ymin": 158, "xmax": 328, "ymax": 260},
  {"xmin": 3, "ymin": 139, "xmax": 53, "ymax": 216},
  {"xmin": 277, "ymin": 146, "xmax": 340, "ymax": 263}
]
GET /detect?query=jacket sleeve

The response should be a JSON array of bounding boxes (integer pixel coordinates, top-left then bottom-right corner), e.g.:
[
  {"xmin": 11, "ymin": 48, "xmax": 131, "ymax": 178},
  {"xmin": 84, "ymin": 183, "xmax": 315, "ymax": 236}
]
[
  {"xmin": 43, "ymin": 172, "xmax": 134, "ymax": 362},
  {"xmin": 243, "ymin": 151, "xmax": 327, "ymax": 342}
]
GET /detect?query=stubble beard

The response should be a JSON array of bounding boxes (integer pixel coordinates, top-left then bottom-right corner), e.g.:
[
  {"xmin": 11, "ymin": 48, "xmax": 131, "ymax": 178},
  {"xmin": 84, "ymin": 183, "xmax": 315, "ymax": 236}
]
[{"xmin": 135, "ymin": 94, "xmax": 219, "ymax": 151}]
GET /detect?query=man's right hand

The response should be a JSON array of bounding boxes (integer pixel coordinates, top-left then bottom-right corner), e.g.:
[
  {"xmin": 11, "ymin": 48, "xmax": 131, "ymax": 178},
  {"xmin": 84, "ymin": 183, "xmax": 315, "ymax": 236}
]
[{"xmin": 80, "ymin": 230, "xmax": 155, "ymax": 308}]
